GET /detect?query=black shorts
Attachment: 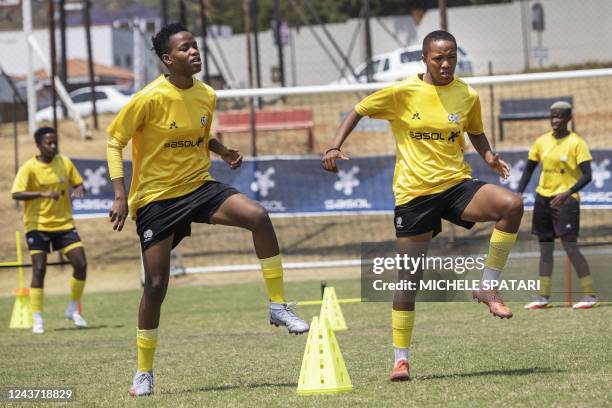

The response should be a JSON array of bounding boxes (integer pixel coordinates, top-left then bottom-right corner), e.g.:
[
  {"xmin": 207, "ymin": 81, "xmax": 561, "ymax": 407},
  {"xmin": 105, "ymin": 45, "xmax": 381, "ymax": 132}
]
[
  {"xmin": 136, "ymin": 181, "xmax": 240, "ymax": 253},
  {"xmin": 26, "ymin": 228, "xmax": 83, "ymax": 255},
  {"xmin": 394, "ymin": 179, "xmax": 486, "ymax": 238},
  {"xmin": 532, "ymin": 193, "xmax": 580, "ymax": 240}
]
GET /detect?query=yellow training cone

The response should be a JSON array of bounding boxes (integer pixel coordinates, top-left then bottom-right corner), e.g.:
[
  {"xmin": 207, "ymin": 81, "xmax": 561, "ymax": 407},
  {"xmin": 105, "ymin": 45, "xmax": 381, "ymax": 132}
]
[
  {"xmin": 10, "ymin": 288, "xmax": 32, "ymax": 329},
  {"xmin": 319, "ymin": 287, "xmax": 347, "ymax": 331},
  {"xmin": 296, "ymin": 316, "xmax": 352, "ymax": 395}
]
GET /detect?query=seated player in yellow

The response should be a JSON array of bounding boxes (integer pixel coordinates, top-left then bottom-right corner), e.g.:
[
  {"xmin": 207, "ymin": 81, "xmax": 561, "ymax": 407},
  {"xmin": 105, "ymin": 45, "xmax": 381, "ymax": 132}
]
[
  {"xmin": 106, "ymin": 22, "xmax": 308, "ymax": 397},
  {"xmin": 11, "ymin": 126, "xmax": 88, "ymax": 334},
  {"xmin": 322, "ymin": 30, "xmax": 524, "ymax": 381},
  {"xmin": 518, "ymin": 101, "xmax": 598, "ymax": 310}
]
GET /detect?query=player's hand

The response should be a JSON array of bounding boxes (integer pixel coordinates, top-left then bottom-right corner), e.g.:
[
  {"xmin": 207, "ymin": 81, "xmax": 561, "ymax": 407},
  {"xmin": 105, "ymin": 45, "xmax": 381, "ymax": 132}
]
[
  {"xmin": 71, "ymin": 185, "xmax": 85, "ymax": 198},
  {"xmin": 321, "ymin": 148, "xmax": 349, "ymax": 173},
  {"xmin": 221, "ymin": 148, "xmax": 243, "ymax": 169},
  {"xmin": 42, "ymin": 191, "xmax": 60, "ymax": 200},
  {"xmin": 109, "ymin": 197, "xmax": 128, "ymax": 231},
  {"xmin": 550, "ymin": 191, "xmax": 571, "ymax": 209},
  {"xmin": 487, "ymin": 153, "xmax": 510, "ymax": 180}
]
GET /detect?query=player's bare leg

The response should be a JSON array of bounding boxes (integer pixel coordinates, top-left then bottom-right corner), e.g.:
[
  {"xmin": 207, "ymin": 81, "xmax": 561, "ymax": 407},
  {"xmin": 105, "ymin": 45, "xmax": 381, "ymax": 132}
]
[
  {"xmin": 461, "ymin": 184, "xmax": 524, "ymax": 318},
  {"xmin": 209, "ymin": 194, "xmax": 308, "ymax": 334},
  {"xmin": 390, "ymin": 232, "xmax": 431, "ymax": 381}
]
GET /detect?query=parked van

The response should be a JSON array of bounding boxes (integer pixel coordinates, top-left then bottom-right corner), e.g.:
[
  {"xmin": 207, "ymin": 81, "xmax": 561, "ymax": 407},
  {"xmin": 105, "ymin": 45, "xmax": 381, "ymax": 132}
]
[{"xmin": 333, "ymin": 45, "xmax": 473, "ymax": 84}]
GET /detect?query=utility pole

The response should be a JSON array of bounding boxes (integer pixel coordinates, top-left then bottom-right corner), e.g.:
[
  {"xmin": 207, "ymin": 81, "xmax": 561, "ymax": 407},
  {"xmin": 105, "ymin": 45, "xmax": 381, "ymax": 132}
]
[
  {"xmin": 252, "ymin": 0, "xmax": 261, "ymax": 90},
  {"xmin": 83, "ymin": 0, "xmax": 98, "ymax": 129},
  {"xmin": 179, "ymin": 0, "xmax": 187, "ymax": 26},
  {"xmin": 59, "ymin": 0, "xmax": 68, "ymax": 117},
  {"xmin": 243, "ymin": 0, "xmax": 257, "ymax": 156},
  {"xmin": 161, "ymin": 0, "xmax": 168, "ymax": 26},
  {"xmin": 363, "ymin": 0, "xmax": 373, "ymax": 82},
  {"xmin": 199, "ymin": 0, "xmax": 210, "ymax": 84},
  {"xmin": 273, "ymin": 0, "xmax": 285, "ymax": 87},
  {"xmin": 23, "ymin": 0, "xmax": 37, "ymax": 135},
  {"xmin": 438, "ymin": 0, "xmax": 447, "ymax": 31},
  {"xmin": 48, "ymin": 0, "xmax": 58, "ymax": 130}
]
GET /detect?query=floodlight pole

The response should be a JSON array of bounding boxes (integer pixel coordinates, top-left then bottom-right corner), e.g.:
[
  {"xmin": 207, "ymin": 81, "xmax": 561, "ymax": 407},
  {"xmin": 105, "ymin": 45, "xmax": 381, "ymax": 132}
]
[
  {"xmin": 179, "ymin": 0, "xmax": 186, "ymax": 26},
  {"xmin": 243, "ymin": 0, "xmax": 257, "ymax": 156},
  {"xmin": 22, "ymin": 0, "xmax": 37, "ymax": 135},
  {"xmin": 48, "ymin": 0, "xmax": 58, "ymax": 130}
]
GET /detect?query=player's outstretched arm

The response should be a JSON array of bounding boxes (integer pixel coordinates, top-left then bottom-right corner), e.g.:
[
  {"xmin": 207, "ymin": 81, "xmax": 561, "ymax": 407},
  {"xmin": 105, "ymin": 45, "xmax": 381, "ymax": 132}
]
[
  {"xmin": 321, "ymin": 109, "xmax": 362, "ymax": 173},
  {"xmin": 12, "ymin": 191, "xmax": 60, "ymax": 201},
  {"xmin": 208, "ymin": 138, "xmax": 243, "ymax": 169},
  {"xmin": 468, "ymin": 132, "xmax": 510, "ymax": 180}
]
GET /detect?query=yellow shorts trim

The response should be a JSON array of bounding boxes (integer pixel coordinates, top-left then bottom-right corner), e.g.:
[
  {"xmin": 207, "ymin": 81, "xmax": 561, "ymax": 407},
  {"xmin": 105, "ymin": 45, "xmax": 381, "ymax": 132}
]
[{"xmin": 61, "ymin": 241, "xmax": 83, "ymax": 254}]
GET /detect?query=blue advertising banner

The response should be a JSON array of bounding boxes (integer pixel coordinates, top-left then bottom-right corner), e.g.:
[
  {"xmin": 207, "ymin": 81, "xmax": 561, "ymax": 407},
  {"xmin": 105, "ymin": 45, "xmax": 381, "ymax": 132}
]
[{"xmin": 71, "ymin": 150, "xmax": 612, "ymax": 218}]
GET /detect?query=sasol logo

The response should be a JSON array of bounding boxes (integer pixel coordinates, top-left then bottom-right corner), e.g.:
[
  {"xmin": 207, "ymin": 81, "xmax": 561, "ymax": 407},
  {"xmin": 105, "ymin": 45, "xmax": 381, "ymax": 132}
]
[
  {"xmin": 410, "ymin": 130, "xmax": 461, "ymax": 143},
  {"xmin": 164, "ymin": 137, "xmax": 204, "ymax": 148}
]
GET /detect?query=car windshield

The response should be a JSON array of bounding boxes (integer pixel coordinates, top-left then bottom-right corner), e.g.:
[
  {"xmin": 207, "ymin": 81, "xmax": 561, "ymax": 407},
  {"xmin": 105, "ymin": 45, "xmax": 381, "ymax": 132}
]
[
  {"xmin": 357, "ymin": 59, "xmax": 382, "ymax": 77},
  {"xmin": 400, "ymin": 50, "xmax": 422, "ymax": 64}
]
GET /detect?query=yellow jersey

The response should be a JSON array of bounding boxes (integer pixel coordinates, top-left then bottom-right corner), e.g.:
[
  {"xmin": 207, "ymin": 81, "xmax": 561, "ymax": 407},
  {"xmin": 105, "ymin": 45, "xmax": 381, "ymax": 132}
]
[
  {"xmin": 107, "ymin": 75, "xmax": 216, "ymax": 218},
  {"xmin": 11, "ymin": 155, "xmax": 83, "ymax": 232},
  {"xmin": 355, "ymin": 74, "xmax": 484, "ymax": 206},
  {"xmin": 528, "ymin": 131, "xmax": 592, "ymax": 200}
]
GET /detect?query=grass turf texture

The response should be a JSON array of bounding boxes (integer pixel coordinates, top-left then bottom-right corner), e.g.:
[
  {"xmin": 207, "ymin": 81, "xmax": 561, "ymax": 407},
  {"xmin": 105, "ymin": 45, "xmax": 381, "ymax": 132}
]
[{"xmin": 1, "ymin": 278, "xmax": 610, "ymax": 407}]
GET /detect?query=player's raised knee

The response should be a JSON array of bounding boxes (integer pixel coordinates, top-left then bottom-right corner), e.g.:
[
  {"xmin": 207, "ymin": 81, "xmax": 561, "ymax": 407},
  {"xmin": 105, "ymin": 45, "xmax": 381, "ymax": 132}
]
[{"xmin": 249, "ymin": 203, "xmax": 271, "ymax": 230}]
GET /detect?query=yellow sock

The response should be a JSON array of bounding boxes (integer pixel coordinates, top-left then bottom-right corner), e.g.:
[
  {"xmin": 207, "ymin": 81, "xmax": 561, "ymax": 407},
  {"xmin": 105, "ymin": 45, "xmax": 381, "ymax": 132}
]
[
  {"xmin": 260, "ymin": 254, "xmax": 285, "ymax": 303},
  {"xmin": 485, "ymin": 228, "xmax": 518, "ymax": 271},
  {"xmin": 392, "ymin": 309, "xmax": 415, "ymax": 349},
  {"xmin": 69, "ymin": 277, "xmax": 86, "ymax": 302},
  {"xmin": 579, "ymin": 275, "xmax": 594, "ymax": 296},
  {"xmin": 30, "ymin": 288, "xmax": 44, "ymax": 313},
  {"xmin": 540, "ymin": 276, "xmax": 552, "ymax": 297},
  {"xmin": 137, "ymin": 329, "xmax": 158, "ymax": 372}
]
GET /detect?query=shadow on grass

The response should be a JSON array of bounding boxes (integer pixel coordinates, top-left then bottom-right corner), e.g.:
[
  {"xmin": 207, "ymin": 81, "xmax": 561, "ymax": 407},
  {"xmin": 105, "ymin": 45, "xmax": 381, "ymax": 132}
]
[
  {"xmin": 168, "ymin": 381, "xmax": 297, "ymax": 395},
  {"xmin": 53, "ymin": 324, "xmax": 124, "ymax": 331},
  {"xmin": 418, "ymin": 366, "xmax": 562, "ymax": 381}
]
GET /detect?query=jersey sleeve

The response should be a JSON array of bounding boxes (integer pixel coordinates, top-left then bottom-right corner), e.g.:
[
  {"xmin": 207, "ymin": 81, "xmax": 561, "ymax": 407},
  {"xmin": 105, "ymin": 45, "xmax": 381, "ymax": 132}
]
[
  {"xmin": 354, "ymin": 86, "xmax": 397, "ymax": 121},
  {"xmin": 465, "ymin": 94, "xmax": 484, "ymax": 134},
  {"xmin": 106, "ymin": 93, "xmax": 149, "ymax": 145},
  {"xmin": 528, "ymin": 138, "xmax": 541, "ymax": 162},
  {"xmin": 66, "ymin": 157, "xmax": 84, "ymax": 186},
  {"xmin": 11, "ymin": 163, "xmax": 31, "ymax": 194},
  {"xmin": 575, "ymin": 138, "xmax": 592, "ymax": 164}
]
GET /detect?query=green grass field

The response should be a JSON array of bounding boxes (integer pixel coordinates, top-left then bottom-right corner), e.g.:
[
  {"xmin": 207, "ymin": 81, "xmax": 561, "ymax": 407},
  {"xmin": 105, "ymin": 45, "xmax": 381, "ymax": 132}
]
[{"xmin": 1, "ymin": 278, "xmax": 610, "ymax": 407}]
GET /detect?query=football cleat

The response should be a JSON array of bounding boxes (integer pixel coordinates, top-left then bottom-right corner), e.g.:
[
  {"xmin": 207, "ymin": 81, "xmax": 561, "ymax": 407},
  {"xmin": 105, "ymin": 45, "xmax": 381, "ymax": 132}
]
[
  {"xmin": 524, "ymin": 295, "xmax": 552, "ymax": 310},
  {"xmin": 32, "ymin": 316, "xmax": 44, "ymax": 334},
  {"xmin": 390, "ymin": 359, "xmax": 410, "ymax": 382},
  {"xmin": 269, "ymin": 302, "xmax": 309, "ymax": 334},
  {"xmin": 128, "ymin": 371, "xmax": 154, "ymax": 397},
  {"xmin": 65, "ymin": 303, "xmax": 87, "ymax": 328},
  {"xmin": 473, "ymin": 289, "xmax": 513, "ymax": 319},
  {"xmin": 572, "ymin": 295, "xmax": 599, "ymax": 309}
]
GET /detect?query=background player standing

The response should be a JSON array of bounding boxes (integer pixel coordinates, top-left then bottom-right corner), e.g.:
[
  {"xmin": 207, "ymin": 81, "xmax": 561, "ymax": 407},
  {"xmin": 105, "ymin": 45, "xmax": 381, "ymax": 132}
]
[
  {"xmin": 11, "ymin": 126, "xmax": 88, "ymax": 334},
  {"xmin": 518, "ymin": 101, "xmax": 598, "ymax": 310}
]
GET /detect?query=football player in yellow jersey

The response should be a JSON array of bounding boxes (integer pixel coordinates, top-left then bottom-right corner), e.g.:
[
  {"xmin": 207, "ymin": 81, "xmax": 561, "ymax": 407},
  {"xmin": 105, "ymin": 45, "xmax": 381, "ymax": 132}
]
[
  {"xmin": 322, "ymin": 31, "xmax": 524, "ymax": 381},
  {"xmin": 11, "ymin": 127, "xmax": 88, "ymax": 334},
  {"xmin": 106, "ymin": 23, "xmax": 308, "ymax": 396},
  {"xmin": 518, "ymin": 101, "xmax": 597, "ymax": 310}
]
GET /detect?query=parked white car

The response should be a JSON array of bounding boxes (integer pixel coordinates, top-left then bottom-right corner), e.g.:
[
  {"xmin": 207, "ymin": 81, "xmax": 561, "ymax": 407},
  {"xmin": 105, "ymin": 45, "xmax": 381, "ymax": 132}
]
[
  {"xmin": 333, "ymin": 45, "xmax": 473, "ymax": 84},
  {"xmin": 35, "ymin": 86, "xmax": 133, "ymax": 122}
]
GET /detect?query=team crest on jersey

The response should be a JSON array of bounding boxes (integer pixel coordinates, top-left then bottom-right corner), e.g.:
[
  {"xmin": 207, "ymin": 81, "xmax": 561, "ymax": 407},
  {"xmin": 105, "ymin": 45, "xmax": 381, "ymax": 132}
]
[
  {"xmin": 448, "ymin": 113, "xmax": 460, "ymax": 124},
  {"xmin": 200, "ymin": 115, "xmax": 208, "ymax": 127}
]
